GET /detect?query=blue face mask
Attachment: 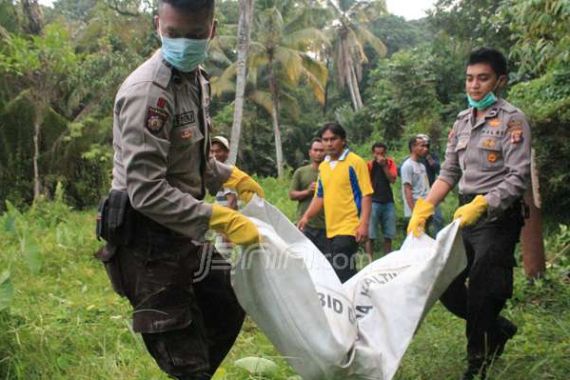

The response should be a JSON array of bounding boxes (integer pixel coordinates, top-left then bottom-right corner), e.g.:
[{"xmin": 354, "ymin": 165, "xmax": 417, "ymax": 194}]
[
  {"xmin": 467, "ymin": 91, "xmax": 498, "ymax": 110},
  {"xmin": 160, "ymin": 35, "xmax": 209, "ymax": 73}
]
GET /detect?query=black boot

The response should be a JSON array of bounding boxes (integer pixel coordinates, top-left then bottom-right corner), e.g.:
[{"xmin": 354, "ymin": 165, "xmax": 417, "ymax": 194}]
[
  {"xmin": 461, "ymin": 356, "xmax": 488, "ymax": 380},
  {"xmin": 492, "ymin": 317, "xmax": 518, "ymax": 359}
]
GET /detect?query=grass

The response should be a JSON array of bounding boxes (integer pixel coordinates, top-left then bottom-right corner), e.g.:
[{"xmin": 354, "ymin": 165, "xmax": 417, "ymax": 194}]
[{"xmin": 0, "ymin": 187, "xmax": 568, "ymax": 379}]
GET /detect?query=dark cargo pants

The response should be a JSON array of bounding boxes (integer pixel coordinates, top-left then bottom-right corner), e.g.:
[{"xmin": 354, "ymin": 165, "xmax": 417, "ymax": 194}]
[
  {"xmin": 440, "ymin": 198, "xmax": 523, "ymax": 364},
  {"xmin": 99, "ymin": 236, "xmax": 245, "ymax": 379},
  {"xmin": 303, "ymin": 226, "xmax": 328, "ymax": 254},
  {"xmin": 326, "ymin": 235, "xmax": 359, "ymax": 283}
]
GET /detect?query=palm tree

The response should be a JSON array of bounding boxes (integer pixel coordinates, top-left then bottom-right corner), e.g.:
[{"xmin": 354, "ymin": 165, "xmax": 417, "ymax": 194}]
[
  {"xmin": 228, "ymin": 0, "xmax": 254, "ymax": 166},
  {"xmin": 212, "ymin": 0, "xmax": 329, "ymax": 177},
  {"xmin": 326, "ymin": 0, "xmax": 387, "ymax": 110}
]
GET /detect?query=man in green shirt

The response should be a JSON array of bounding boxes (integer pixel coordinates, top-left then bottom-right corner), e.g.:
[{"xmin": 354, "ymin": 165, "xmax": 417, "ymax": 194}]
[{"xmin": 289, "ymin": 138, "xmax": 327, "ymax": 252}]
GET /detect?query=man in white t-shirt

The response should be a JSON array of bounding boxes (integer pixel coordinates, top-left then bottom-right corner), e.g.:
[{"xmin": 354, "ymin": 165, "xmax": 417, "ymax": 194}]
[
  {"xmin": 400, "ymin": 135, "xmax": 430, "ymax": 232},
  {"xmin": 211, "ymin": 136, "xmax": 238, "ymax": 255},
  {"xmin": 211, "ymin": 136, "xmax": 238, "ymax": 209}
]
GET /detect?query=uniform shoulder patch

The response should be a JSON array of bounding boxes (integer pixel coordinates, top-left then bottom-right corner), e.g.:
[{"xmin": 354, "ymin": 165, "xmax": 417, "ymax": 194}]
[
  {"xmin": 507, "ymin": 119, "xmax": 524, "ymax": 144},
  {"xmin": 146, "ymin": 106, "xmax": 169, "ymax": 135}
]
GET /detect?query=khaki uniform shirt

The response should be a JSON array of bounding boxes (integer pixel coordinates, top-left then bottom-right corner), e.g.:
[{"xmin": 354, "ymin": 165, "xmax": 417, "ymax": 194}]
[
  {"xmin": 111, "ymin": 50, "xmax": 232, "ymax": 240},
  {"xmin": 439, "ymin": 98, "xmax": 531, "ymax": 218}
]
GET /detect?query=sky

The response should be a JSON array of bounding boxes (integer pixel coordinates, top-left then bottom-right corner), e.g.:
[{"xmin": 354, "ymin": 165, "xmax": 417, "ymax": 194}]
[
  {"xmin": 38, "ymin": 0, "xmax": 436, "ymax": 20},
  {"xmin": 386, "ymin": 0, "xmax": 436, "ymax": 20}
]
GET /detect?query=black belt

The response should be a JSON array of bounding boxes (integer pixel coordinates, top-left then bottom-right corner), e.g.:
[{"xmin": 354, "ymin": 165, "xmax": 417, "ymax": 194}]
[
  {"xmin": 458, "ymin": 193, "xmax": 527, "ymax": 218},
  {"xmin": 131, "ymin": 209, "xmax": 194, "ymax": 245},
  {"xmin": 458, "ymin": 193, "xmax": 486, "ymax": 205}
]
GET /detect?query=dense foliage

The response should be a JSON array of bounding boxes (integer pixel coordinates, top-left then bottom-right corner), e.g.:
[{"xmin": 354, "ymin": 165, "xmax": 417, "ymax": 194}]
[
  {"xmin": 0, "ymin": 0, "xmax": 568, "ymax": 223},
  {"xmin": 0, "ymin": 184, "xmax": 568, "ymax": 379}
]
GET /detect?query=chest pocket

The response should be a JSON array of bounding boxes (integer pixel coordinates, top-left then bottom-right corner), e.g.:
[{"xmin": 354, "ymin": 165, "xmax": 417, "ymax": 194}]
[
  {"xmin": 455, "ymin": 137, "xmax": 468, "ymax": 152},
  {"xmin": 477, "ymin": 137, "xmax": 503, "ymax": 171}
]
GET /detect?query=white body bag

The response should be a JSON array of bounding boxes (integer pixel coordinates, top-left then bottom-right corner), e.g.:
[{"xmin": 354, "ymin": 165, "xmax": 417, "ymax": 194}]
[{"xmin": 232, "ymin": 198, "xmax": 466, "ymax": 380}]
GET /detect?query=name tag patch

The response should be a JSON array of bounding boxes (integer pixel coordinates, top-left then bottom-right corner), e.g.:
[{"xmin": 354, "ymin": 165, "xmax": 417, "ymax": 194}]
[{"xmin": 175, "ymin": 111, "xmax": 196, "ymax": 127}]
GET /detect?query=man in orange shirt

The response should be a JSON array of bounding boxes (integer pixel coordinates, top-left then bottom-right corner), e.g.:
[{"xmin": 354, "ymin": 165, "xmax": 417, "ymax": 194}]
[{"xmin": 365, "ymin": 142, "xmax": 397, "ymax": 259}]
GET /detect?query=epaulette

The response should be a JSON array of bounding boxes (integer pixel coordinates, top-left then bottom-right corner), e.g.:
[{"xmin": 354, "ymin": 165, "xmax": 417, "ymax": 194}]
[
  {"xmin": 456, "ymin": 108, "xmax": 471, "ymax": 119},
  {"xmin": 499, "ymin": 100, "xmax": 518, "ymax": 114},
  {"xmin": 152, "ymin": 53, "xmax": 174, "ymax": 89}
]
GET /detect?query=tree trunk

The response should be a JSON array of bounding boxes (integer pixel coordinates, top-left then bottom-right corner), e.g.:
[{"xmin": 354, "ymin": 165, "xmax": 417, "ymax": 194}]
[
  {"xmin": 349, "ymin": 64, "xmax": 363, "ymax": 110},
  {"xmin": 346, "ymin": 65, "xmax": 359, "ymax": 111},
  {"xmin": 33, "ymin": 118, "xmax": 41, "ymax": 201},
  {"xmin": 228, "ymin": 0, "xmax": 254, "ymax": 166},
  {"xmin": 21, "ymin": 0, "xmax": 43, "ymax": 35},
  {"xmin": 268, "ymin": 60, "xmax": 284, "ymax": 178},
  {"xmin": 521, "ymin": 149, "xmax": 546, "ymax": 279},
  {"xmin": 323, "ymin": 57, "xmax": 331, "ymax": 115}
]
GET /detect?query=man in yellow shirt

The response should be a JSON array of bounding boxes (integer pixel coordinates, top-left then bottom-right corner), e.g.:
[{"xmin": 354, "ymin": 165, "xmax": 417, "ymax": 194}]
[{"xmin": 298, "ymin": 122, "xmax": 373, "ymax": 282}]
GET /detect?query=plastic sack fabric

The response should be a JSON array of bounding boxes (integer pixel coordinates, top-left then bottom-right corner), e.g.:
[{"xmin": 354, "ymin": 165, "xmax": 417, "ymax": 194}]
[{"xmin": 232, "ymin": 197, "xmax": 467, "ymax": 380}]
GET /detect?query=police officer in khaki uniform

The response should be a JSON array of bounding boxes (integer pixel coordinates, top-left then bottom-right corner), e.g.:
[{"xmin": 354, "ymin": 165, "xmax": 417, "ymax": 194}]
[
  {"xmin": 97, "ymin": 1, "xmax": 264, "ymax": 379},
  {"xmin": 408, "ymin": 48, "xmax": 531, "ymax": 380}
]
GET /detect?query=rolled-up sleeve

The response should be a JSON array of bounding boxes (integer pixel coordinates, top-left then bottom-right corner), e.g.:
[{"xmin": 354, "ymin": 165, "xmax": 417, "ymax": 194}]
[
  {"xmin": 485, "ymin": 112, "xmax": 531, "ymax": 217},
  {"xmin": 204, "ymin": 158, "xmax": 232, "ymax": 195},
  {"xmin": 438, "ymin": 121, "xmax": 462, "ymax": 187},
  {"xmin": 118, "ymin": 81, "xmax": 212, "ymax": 240}
]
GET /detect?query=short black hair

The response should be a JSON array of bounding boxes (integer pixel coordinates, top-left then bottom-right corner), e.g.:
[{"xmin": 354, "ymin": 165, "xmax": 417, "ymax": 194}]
[
  {"xmin": 309, "ymin": 138, "xmax": 322, "ymax": 149},
  {"xmin": 319, "ymin": 122, "xmax": 346, "ymax": 140},
  {"xmin": 159, "ymin": 0, "xmax": 215, "ymax": 15},
  {"xmin": 371, "ymin": 142, "xmax": 387, "ymax": 151},
  {"xmin": 467, "ymin": 48, "xmax": 508, "ymax": 77},
  {"xmin": 408, "ymin": 135, "xmax": 427, "ymax": 152}
]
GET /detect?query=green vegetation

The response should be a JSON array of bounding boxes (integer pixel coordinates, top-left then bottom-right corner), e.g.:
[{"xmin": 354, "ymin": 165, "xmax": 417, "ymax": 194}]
[
  {"xmin": 0, "ymin": 184, "xmax": 568, "ymax": 379},
  {"xmin": 1, "ymin": 0, "xmax": 569, "ymax": 378},
  {"xmin": 1, "ymin": 0, "xmax": 568, "ymax": 222}
]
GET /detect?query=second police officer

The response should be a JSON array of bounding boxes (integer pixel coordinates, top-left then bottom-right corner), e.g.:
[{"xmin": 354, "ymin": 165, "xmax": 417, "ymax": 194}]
[{"xmin": 407, "ymin": 48, "xmax": 531, "ymax": 380}]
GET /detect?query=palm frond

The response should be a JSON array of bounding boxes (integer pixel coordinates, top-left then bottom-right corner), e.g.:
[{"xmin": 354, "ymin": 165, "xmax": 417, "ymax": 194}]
[
  {"xmin": 278, "ymin": 91, "xmax": 301, "ymax": 120},
  {"xmin": 354, "ymin": 25, "xmax": 387, "ymax": 57},
  {"xmin": 282, "ymin": 27, "xmax": 331, "ymax": 51},
  {"xmin": 211, "ymin": 35, "xmax": 239, "ymax": 51},
  {"xmin": 210, "ymin": 63, "xmax": 237, "ymax": 97},
  {"xmin": 284, "ymin": 6, "xmax": 333, "ymax": 33},
  {"xmin": 274, "ymin": 46, "xmax": 303, "ymax": 84},
  {"xmin": 208, "ymin": 49, "xmax": 233, "ymax": 66},
  {"xmin": 248, "ymin": 50, "xmax": 270, "ymax": 69},
  {"xmin": 347, "ymin": 0, "xmax": 387, "ymax": 23},
  {"xmin": 248, "ymin": 90, "xmax": 274, "ymax": 116},
  {"xmin": 301, "ymin": 53, "xmax": 329, "ymax": 87}
]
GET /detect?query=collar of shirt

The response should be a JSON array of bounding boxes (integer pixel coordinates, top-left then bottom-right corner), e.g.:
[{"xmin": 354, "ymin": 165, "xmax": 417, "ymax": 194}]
[
  {"xmin": 470, "ymin": 98, "xmax": 505, "ymax": 129},
  {"xmin": 325, "ymin": 148, "xmax": 350, "ymax": 163}
]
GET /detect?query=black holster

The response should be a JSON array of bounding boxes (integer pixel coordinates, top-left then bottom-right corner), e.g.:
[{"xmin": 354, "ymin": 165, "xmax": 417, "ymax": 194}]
[
  {"xmin": 96, "ymin": 190, "xmax": 134, "ymax": 246},
  {"xmin": 95, "ymin": 190, "xmax": 134, "ymax": 297}
]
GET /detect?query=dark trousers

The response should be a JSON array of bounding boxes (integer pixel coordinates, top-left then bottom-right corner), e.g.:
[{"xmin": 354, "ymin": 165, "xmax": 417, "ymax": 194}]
[
  {"xmin": 326, "ymin": 235, "xmax": 359, "ymax": 283},
  {"xmin": 303, "ymin": 226, "xmax": 328, "ymax": 254},
  {"xmin": 440, "ymin": 199, "xmax": 523, "ymax": 363},
  {"xmin": 98, "ymin": 236, "xmax": 244, "ymax": 379}
]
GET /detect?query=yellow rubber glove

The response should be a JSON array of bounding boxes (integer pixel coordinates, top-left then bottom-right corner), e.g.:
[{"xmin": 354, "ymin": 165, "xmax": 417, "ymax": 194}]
[
  {"xmin": 407, "ymin": 198, "xmax": 435, "ymax": 237},
  {"xmin": 209, "ymin": 204, "xmax": 260, "ymax": 246},
  {"xmin": 223, "ymin": 166, "xmax": 265, "ymax": 203},
  {"xmin": 453, "ymin": 195, "xmax": 488, "ymax": 227}
]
